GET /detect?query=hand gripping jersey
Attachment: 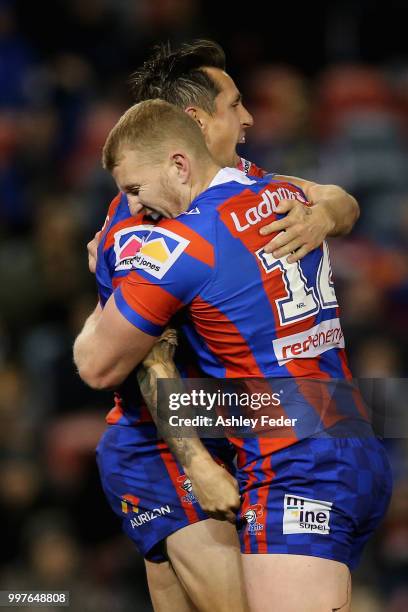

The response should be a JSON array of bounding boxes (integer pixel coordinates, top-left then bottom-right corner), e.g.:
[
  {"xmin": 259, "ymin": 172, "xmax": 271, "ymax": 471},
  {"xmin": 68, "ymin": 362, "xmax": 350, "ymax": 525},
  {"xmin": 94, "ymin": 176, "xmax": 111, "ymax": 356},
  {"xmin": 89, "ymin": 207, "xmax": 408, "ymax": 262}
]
[
  {"xmin": 96, "ymin": 159, "xmax": 267, "ymax": 427},
  {"xmin": 114, "ymin": 168, "xmax": 369, "ymax": 452}
]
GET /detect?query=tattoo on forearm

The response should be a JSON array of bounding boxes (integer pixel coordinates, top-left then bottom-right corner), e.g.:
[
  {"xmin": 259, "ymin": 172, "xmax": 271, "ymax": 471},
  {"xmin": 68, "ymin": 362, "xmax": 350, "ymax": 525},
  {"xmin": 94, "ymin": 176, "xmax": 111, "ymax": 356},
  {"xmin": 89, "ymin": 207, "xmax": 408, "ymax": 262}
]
[
  {"xmin": 136, "ymin": 363, "xmax": 202, "ymax": 469},
  {"xmin": 137, "ymin": 365, "xmax": 159, "ymax": 423}
]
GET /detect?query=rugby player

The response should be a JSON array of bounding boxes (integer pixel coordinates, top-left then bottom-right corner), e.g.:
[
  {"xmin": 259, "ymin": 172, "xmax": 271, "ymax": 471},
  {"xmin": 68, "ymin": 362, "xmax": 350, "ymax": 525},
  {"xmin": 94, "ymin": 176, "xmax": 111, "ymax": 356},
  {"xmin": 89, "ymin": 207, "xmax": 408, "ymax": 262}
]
[
  {"xmin": 74, "ymin": 99, "xmax": 392, "ymax": 612},
  {"xmin": 84, "ymin": 40, "xmax": 359, "ymax": 611},
  {"xmin": 85, "ymin": 40, "xmax": 359, "ymax": 611}
]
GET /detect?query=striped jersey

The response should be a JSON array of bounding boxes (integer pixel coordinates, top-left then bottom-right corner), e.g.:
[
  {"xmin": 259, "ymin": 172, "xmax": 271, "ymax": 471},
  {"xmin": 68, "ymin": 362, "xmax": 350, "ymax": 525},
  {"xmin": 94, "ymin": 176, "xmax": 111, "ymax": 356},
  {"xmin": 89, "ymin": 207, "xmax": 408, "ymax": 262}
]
[
  {"xmin": 113, "ymin": 168, "xmax": 368, "ymax": 448},
  {"xmin": 96, "ymin": 158, "xmax": 266, "ymax": 426}
]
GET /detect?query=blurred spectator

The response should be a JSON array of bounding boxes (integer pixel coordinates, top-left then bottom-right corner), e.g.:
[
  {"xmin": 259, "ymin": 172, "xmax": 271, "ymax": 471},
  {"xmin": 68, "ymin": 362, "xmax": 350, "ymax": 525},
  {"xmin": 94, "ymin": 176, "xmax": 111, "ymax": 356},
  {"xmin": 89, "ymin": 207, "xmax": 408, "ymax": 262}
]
[{"xmin": 244, "ymin": 65, "xmax": 317, "ymax": 178}]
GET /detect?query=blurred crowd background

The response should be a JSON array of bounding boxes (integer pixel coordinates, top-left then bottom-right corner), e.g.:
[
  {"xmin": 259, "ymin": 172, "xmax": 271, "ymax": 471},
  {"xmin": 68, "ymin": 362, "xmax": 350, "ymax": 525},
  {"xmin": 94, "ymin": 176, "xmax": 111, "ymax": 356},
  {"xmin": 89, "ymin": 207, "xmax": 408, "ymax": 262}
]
[{"xmin": 0, "ymin": 0, "xmax": 407, "ymax": 610}]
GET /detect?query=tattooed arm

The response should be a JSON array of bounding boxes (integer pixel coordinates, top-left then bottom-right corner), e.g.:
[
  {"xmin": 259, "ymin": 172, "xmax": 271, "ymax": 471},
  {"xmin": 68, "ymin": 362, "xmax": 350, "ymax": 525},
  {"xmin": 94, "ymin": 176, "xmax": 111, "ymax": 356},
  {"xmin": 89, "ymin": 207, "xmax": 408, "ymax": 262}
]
[{"xmin": 137, "ymin": 328, "xmax": 240, "ymax": 523}]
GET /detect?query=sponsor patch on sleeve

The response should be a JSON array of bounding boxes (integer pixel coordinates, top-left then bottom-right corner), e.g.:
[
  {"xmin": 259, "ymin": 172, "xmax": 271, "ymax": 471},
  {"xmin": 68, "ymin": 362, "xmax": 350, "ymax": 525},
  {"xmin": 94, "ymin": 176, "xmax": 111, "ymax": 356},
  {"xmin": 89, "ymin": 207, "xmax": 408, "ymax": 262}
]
[
  {"xmin": 133, "ymin": 227, "xmax": 190, "ymax": 279},
  {"xmin": 114, "ymin": 225, "xmax": 154, "ymax": 271}
]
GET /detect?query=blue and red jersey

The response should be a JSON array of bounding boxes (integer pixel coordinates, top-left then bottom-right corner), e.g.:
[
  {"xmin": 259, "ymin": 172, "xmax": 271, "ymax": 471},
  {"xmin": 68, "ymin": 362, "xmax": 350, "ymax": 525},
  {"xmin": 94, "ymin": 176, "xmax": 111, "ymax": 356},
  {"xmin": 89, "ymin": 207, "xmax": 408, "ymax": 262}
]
[
  {"xmin": 96, "ymin": 159, "xmax": 266, "ymax": 427},
  {"xmin": 113, "ymin": 168, "xmax": 368, "ymax": 451}
]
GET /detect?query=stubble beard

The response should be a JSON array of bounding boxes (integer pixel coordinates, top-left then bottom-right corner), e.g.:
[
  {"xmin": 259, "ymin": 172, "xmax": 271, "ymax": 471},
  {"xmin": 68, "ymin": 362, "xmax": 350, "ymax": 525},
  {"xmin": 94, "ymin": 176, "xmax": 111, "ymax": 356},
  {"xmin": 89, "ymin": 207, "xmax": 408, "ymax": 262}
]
[{"xmin": 159, "ymin": 173, "xmax": 185, "ymax": 218}]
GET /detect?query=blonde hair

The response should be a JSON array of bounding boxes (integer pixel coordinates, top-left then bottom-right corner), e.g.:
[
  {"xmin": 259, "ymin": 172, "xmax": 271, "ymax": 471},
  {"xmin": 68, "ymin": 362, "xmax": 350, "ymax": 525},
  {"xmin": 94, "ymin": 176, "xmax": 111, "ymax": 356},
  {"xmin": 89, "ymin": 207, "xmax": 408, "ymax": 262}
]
[{"xmin": 102, "ymin": 99, "xmax": 211, "ymax": 171}]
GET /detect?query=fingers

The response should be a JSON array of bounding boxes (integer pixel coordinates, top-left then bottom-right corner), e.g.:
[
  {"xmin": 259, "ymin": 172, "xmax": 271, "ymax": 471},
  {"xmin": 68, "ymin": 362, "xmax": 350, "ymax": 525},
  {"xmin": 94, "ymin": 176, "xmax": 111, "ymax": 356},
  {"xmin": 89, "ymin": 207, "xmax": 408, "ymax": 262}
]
[
  {"xmin": 207, "ymin": 506, "xmax": 238, "ymax": 524},
  {"xmin": 259, "ymin": 199, "xmax": 299, "ymax": 236},
  {"xmin": 153, "ymin": 328, "xmax": 178, "ymax": 362},
  {"xmin": 287, "ymin": 245, "xmax": 310, "ymax": 264},
  {"xmin": 223, "ymin": 510, "xmax": 238, "ymax": 524},
  {"xmin": 270, "ymin": 236, "xmax": 304, "ymax": 259},
  {"xmin": 263, "ymin": 228, "xmax": 302, "ymax": 255},
  {"xmin": 87, "ymin": 231, "xmax": 101, "ymax": 253},
  {"xmin": 87, "ymin": 230, "xmax": 102, "ymax": 274},
  {"xmin": 158, "ymin": 328, "xmax": 178, "ymax": 347},
  {"xmin": 260, "ymin": 218, "xmax": 290, "ymax": 237},
  {"xmin": 259, "ymin": 200, "xmax": 327, "ymax": 261}
]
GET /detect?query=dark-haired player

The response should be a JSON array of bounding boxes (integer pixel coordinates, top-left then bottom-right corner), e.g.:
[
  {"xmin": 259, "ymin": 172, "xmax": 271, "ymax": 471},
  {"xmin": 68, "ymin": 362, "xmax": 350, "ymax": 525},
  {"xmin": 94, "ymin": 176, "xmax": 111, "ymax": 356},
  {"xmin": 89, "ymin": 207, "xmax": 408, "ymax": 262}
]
[{"xmin": 85, "ymin": 40, "xmax": 359, "ymax": 611}]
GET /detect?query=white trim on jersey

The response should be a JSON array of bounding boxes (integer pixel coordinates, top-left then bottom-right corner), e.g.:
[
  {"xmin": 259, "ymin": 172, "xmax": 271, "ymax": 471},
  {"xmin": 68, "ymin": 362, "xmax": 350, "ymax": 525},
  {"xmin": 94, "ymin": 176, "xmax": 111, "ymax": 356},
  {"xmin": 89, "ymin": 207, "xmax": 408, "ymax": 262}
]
[{"xmin": 209, "ymin": 167, "xmax": 257, "ymax": 188}]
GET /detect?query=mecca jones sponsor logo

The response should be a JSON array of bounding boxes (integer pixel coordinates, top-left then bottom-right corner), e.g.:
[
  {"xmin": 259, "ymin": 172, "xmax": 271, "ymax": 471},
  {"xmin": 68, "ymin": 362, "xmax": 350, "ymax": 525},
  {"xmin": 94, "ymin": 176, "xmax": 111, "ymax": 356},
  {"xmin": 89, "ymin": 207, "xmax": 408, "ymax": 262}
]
[
  {"xmin": 133, "ymin": 227, "xmax": 190, "ymax": 279},
  {"xmin": 283, "ymin": 494, "xmax": 332, "ymax": 534},
  {"xmin": 230, "ymin": 186, "xmax": 306, "ymax": 233},
  {"xmin": 114, "ymin": 225, "xmax": 154, "ymax": 271},
  {"xmin": 120, "ymin": 493, "xmax": 173, "ymax": 529}
]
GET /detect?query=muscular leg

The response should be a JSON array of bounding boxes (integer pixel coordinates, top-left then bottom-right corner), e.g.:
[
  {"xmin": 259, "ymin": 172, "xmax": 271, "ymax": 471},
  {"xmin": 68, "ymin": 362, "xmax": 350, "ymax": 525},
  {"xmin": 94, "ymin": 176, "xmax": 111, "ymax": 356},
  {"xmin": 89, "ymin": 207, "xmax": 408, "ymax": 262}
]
[
  {"xmin": 242, "ymin": 554, "xmax": 351, "ymax": 612},
  {"xmin": 145, "ymin": 558, "xmax": 198, "ymax": 612},
  {"xmin": 166, "ymin": 519, "xmax": 249, "ymax": 612}
]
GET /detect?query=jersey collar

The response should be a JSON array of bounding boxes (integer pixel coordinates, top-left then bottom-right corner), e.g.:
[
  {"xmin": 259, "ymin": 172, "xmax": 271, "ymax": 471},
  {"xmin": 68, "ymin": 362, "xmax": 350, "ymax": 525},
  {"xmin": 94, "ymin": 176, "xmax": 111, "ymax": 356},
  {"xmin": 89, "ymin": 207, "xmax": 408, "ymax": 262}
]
[{"xmin": 208, "ymin": 167, "xmax": 256, "ymax": 188}]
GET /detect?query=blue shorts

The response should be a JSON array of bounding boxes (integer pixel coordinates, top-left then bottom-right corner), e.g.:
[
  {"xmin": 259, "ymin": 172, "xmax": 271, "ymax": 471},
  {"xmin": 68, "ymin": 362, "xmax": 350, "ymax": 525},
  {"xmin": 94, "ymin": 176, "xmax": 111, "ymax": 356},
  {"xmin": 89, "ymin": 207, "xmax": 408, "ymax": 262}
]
[
  {"xmin": 236, "ymin": 421, "xmax": 392, "ymax": 569},
  {"xmin": 96, "ymin": 423, "xmax": 236, "ymax": 562}
]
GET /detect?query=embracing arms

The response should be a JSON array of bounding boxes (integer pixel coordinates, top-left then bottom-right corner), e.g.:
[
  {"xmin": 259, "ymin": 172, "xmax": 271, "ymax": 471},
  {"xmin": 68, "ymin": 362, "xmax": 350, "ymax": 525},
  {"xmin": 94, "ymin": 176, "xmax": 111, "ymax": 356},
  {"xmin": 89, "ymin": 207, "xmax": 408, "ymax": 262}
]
[
  {"xmin": 261, "ymin": 176, "xmax": 359, "ymax": 263},
  {"xmin": 73, "ymin": 300, "xmax": 240, "ymax": 522}
]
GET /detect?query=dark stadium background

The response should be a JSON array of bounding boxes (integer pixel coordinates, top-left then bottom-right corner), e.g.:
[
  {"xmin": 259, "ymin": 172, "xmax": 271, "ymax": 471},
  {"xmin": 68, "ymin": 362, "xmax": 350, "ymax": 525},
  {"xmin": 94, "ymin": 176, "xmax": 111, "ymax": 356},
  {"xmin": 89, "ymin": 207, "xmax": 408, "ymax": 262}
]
[{"xmin": 0, "ymin": 1, "xmax": 407, "ymax": 610}]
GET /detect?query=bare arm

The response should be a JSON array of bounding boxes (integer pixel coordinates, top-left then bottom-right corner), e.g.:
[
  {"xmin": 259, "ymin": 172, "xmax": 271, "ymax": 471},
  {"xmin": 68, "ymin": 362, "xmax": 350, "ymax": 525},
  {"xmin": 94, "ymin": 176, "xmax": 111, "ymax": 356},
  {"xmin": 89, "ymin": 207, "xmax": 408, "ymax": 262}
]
[
  {"xmin": 260, "ymin": 175, "xmax": 360, "ymax": 263},
  {"xmin": 136, "ymin": 330, "xmax": 240, "ymax": 523},
  {"xmin": 73, "ymin": 299, "xmax": 240, "ymax": 522},
  {"xmin": 275, "ymin": 175, "xmax": 359, "ymax": 236},
  {"xmin": 73, "ymin": 294, "xmax": 156, "ymax": 389}
]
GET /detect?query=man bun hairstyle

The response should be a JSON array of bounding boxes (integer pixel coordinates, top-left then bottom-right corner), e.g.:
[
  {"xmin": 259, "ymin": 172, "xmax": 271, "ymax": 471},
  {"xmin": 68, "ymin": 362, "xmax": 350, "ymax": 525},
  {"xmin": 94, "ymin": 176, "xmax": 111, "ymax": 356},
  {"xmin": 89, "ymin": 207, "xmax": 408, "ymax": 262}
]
[{"xmin": 129, "ymin": 39, "xmax": 226, "ymax": 114}]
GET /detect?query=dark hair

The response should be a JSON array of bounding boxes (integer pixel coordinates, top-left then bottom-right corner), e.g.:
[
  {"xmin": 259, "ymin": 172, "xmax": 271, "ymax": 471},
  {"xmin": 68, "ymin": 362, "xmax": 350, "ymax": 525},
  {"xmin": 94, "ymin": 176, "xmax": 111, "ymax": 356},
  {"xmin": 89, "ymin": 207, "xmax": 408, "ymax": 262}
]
[
  {"xmin": 129, "ymin": 39, "xmax": 226, "ymax": 114},
  {"xmin": 102, "ymin": 100, "xmax": 211, "ymax": 172}
]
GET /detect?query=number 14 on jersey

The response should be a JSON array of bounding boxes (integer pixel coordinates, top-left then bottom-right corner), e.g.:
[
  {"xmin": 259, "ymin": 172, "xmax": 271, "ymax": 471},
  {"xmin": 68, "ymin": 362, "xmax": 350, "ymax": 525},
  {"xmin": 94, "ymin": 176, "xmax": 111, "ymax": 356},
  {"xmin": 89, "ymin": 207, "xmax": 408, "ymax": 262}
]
[{"xmin": 256, "ymin": 241, "xmax": 338, "ymax": 326}]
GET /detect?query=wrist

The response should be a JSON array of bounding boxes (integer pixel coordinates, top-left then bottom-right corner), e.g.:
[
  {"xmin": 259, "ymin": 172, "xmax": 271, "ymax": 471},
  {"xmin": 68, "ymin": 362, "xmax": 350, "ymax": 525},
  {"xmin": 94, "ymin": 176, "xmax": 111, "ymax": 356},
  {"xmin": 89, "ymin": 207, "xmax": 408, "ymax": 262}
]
[
  {"xmin": 184, "ymin": 450, "xmax": 218, "ymax": 477},
  {"xmin": 311, "ymin": 201, "xmax": 336, "ymax": 235}
]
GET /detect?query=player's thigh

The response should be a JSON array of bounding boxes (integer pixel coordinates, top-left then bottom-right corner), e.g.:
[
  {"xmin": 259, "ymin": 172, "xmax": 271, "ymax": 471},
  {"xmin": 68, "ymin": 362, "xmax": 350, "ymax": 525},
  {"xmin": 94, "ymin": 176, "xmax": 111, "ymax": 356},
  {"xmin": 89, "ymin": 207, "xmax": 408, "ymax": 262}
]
[
  {"xmin": 166, "ymin": 518, "xmax": 249, "ymax": 612},
  {"xmin": 145, "ymin": 558, "xmax": 198, "ymax": 612},
  {"xmin": 241, "ymin": 553, "xmax": 351, "ymax": 612}
]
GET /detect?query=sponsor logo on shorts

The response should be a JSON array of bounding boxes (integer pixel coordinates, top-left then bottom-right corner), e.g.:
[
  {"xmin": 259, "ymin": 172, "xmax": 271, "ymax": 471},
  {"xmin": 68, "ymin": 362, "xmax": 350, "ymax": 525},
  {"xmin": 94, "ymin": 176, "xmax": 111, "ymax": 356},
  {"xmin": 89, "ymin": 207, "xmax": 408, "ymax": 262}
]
[
  {"xmin": 177, "ymin": 475, "xmax": 198, "ymax": 504},
  {"xmin": 120, "ymin": 493, "xmax": 140, "ymax": 514},
  {"xmin": 133, "ymin": 228, "xmax": 190, "ymax": 279},
  {"xmin": 114, "ymin": 225, "xmax": 154, "ymax": 271},
  {"xmin": 272, "ymin": 318, "xmax": 345, "ymax": 365},
  {"xmin": 121, "ymin": 493, "xmax": 174, "ymax": 528},
  {"xmin": 243, "ymin": 503, "xmax": 264, "ymax": 534},
  {"xmin": 283, "ymin": 494, "xmax": 332, "ymax": 534},
  {"xmin": 129, "ymin": 505, "xmax": 173, "ymax": 529}
]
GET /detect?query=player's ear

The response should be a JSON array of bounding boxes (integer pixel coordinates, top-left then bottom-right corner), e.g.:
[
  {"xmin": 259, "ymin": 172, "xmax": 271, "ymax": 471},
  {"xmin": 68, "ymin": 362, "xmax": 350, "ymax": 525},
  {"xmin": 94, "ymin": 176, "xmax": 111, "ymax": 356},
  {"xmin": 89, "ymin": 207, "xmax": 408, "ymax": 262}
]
[
  {"xmin": 170, "ymin": 152, "xmax": 191, "ymax": 184},
  {"xmin": 185, "ymin": 106, "xmax": 206, "ymax": 132}
]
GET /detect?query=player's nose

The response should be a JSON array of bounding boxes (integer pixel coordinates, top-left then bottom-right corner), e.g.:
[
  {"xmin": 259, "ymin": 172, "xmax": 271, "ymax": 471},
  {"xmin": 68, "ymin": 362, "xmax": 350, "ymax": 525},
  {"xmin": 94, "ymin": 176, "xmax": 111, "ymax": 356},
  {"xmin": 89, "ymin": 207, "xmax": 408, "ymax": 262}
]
[
  {"xmin": 241, "ymin": 104, "xmax": 254, "ymax": 128},
  {"xmin": 127, "ymin": 196, "xmax": 144, "ymax": 215}
]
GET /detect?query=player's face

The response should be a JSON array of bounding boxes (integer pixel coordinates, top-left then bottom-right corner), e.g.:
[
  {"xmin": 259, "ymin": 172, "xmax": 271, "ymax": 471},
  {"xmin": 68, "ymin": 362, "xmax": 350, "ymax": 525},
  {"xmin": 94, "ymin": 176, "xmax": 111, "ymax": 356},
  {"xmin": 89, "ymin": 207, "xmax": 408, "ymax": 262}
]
[
  {"xmin": 113, "ymin": 149, "xmax": 184, "ymax": 219},
  {"xmin": 201, "ymin": 67, "xmax": 253, "ymax": 167}
]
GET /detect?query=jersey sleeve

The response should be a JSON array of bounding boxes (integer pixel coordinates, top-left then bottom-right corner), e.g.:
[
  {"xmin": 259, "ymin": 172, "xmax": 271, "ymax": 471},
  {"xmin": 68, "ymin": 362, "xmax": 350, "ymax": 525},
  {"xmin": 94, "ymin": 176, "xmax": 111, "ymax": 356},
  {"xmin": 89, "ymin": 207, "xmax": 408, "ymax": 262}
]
[
  {"xmin": 94, "ymin": 193, "xmax": 123, "ymax": 307},
  {"xmin": 96, "ymin": 240, "xmax": 113, "ymax": 307},
  {"xmin": 113, "ymin": 223, "xmax": 215, "ymax": 336},
  {"xmin": 100, "ymin": 193, "xmax": 122, "ymax": 236}
]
